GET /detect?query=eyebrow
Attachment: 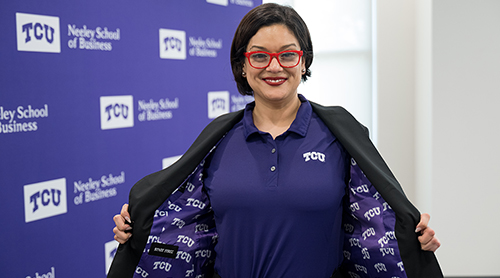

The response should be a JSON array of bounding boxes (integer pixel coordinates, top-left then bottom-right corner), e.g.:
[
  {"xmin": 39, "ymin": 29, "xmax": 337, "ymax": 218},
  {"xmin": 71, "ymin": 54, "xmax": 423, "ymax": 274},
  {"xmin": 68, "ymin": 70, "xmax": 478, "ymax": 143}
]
[{"xmin": 248, "ymin": 43, "xmax": 298, "ymax": 51}]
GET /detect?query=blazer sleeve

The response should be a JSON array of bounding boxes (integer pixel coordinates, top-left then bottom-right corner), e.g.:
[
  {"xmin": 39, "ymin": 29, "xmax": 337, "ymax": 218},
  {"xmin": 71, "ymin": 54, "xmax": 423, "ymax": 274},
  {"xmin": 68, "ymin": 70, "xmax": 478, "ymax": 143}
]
[
  {"xmin": 107, "ymin": 110, "xmax": 244, "ymax": 278},
  {"xmin": 311, "ymin": 103, "xmax": 443, "ymax": 278}
]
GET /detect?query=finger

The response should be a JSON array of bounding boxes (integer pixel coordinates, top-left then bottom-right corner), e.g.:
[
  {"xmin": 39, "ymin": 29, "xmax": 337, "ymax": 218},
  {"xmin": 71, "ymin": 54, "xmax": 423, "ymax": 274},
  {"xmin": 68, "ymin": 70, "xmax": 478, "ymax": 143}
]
[
  {"xmin": 113, "ymin": 227, "xmax": 127, "ymax": 244},
  {"xmin": 113, "ymin": 213, "xmax": 130, "ymax": 231},
  {"xmin": 421, "ymin": 235, "xmax": 441, "ymax": 252},
  {"xmin": 113, "ymin": 226, "xmax": 132, "ymax": 244},
  {"xmin": 114, "ymin": 232, "xmax": 127, "ymax": 244},
  {"xmin": 114, "ymin": 234, "xmax": 130, "ymax": 244},
  {"xmin": 418, "ymin": 227, "xmax": 436, "ymax": 244},
  {"xmin": 121, "ymin": 203, "xmax": 131, "ymax": 224},
  {"xmin": 419, "ymin": 227, "xmax": 441, "ymax": 252},
  {"xmin": 415, "ymin": 213, "xmax": 430, "ymax": 233}
]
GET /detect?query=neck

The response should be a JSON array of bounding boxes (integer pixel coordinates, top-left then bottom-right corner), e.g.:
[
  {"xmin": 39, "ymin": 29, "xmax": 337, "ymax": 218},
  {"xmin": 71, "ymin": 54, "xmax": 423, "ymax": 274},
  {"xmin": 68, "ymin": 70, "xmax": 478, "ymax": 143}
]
[{"xmin": 252, "ymin": 94, "xmax": 301, "ymax": 139}]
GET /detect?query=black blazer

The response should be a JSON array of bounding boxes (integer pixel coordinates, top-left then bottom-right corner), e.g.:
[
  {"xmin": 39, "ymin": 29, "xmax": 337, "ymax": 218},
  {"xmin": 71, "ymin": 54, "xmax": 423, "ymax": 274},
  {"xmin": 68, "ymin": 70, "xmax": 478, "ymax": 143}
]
[{"xmin": 108, "ymin": 102, "xmax": 443, "ymax": 278}]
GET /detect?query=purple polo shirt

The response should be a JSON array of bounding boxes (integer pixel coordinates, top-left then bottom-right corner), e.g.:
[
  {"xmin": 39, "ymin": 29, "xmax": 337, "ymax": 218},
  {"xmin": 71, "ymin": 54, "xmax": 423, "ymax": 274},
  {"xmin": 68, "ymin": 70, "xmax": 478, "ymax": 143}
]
[{"xmin": 204, "ymin": 95, "xmax": 349, "ymax": 278}]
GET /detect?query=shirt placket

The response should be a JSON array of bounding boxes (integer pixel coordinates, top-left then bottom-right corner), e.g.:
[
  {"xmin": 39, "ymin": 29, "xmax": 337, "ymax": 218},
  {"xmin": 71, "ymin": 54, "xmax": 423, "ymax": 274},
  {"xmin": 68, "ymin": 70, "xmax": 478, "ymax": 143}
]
[{"xmin": 266, "ymin": 136, "xmax": 279, "ymax": 188}]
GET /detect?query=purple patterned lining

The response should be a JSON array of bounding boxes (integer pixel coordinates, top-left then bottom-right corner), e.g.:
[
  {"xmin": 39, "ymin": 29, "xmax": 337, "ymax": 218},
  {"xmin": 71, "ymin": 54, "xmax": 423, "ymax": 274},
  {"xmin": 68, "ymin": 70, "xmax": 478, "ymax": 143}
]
[
  {"xmin": 341, "ymin": 158, "xmax": 407, "ymax": 278},
  {"xmin": 133, "ymin": 162, "xmax": 218, "ymax": 278},
  {"xmin": 133, "ymin": 156, "xmax": 408, "ymax": 278}
]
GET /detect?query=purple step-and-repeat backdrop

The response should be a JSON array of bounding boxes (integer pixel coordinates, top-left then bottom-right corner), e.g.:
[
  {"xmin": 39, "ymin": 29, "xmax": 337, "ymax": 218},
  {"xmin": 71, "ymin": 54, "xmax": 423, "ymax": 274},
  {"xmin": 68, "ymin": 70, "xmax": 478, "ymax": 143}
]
[{"xmin": 0, "ymin": 0, "xmax": 258, "ymax": 277}]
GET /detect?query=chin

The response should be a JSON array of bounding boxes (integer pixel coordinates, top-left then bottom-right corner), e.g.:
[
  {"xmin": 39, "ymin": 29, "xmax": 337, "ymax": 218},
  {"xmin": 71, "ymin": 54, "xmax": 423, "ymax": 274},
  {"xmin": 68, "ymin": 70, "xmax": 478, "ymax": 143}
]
[{"xmin": 261, "ymin": 91, "xmax": 297, "ymax": 102}]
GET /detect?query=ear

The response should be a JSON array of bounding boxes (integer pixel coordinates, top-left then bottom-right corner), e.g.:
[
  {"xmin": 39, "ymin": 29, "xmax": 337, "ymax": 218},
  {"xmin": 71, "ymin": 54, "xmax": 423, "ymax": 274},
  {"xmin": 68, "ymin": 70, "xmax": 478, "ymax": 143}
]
[
  {"xmin": 301, "ymin": 58, "xmax": 306, "ymax": 75},
  {"xmin": 242, "ymin": 62, "xmax": 248, "ymax": 77}
]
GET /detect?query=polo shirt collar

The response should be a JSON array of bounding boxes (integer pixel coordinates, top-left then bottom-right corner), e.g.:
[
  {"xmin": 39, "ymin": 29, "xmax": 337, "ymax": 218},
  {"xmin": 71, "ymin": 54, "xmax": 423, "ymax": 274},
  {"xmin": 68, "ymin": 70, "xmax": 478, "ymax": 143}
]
[{"xmin": 243, "ymin": 94, "xmax": 311, "ymax": 139}]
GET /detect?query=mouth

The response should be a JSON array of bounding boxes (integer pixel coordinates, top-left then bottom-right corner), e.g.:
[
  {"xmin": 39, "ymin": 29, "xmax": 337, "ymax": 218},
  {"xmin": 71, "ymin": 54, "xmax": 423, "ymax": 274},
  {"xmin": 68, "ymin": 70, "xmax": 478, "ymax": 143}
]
[{"xmin": 262, "ymin": 77, "xmax": 287, "ymax": 86}]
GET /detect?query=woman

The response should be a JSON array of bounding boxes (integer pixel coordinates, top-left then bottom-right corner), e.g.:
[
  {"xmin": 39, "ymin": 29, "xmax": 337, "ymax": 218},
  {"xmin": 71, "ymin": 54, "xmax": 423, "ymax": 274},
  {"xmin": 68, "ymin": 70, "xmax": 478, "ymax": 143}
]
[{"xmin": 109, "ymin": 3, "xmax": 441, "ymax": 278}]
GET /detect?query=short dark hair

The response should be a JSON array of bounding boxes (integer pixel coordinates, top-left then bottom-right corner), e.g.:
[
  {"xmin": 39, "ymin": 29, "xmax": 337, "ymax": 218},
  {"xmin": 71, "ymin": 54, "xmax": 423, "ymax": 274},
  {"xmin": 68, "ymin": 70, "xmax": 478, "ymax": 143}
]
[{"xmin": 230, "ymin": 3, "xmax": 314, "ymax": 96}]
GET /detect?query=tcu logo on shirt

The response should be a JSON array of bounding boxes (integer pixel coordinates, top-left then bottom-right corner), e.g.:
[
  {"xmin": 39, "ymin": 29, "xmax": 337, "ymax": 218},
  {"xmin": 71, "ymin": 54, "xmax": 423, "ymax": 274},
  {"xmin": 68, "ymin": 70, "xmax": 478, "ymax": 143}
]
[
  {"xmin": 186, "ymin": 198, "xmax": 206, "ymax": 209},
  {"xmin": 361, "ymin": 247, "xmax": 370, "ymax": 259},
  {"xmin": 153, "ymin": 261, "xmax": 172, "ymax": 272},
  {"xmin": 378, "ymin": 231, "xmax": 396, "ymax": 247},
  {"xmin": 177, "ymin": 235, "xmax": 195, "ymax": 247},
  {"xmin": 380, "ymin": 247, "xmax": 395, "ymax": 257},
  {"xmin": 374, "ymin": 263, "xmax": 387, "ymax": 273},
  {"xmin": 135, "ymin": 266, "xmax": 149, "ymax": 277},
  {"xmin": 171, "ymin": 217, "xmax": 185, "ymax": 229},
  {"xmin": 176, "ymin": 251, "xmax": 192, "ymax": 263},
  {"xmin": 303, "ymin": 151, "xmax": 325, "ymax": 162},
  {"xmin": 355, "ymin": 264, "xmax": 367, "ymax": 274},
  {"xmin": 343, "ymin": 250, "xmax": 351, "ymax": 260},
  {"xmin": 347, "ymin": 271, "xmax": 360, "ymax": 278},
  {"xmin": 362, "ymin": 227, "xmax": 376, "ymax": 240},
  {"xmin": 364, "ymin": 206, "xmax": 381, "ymax": 221}
]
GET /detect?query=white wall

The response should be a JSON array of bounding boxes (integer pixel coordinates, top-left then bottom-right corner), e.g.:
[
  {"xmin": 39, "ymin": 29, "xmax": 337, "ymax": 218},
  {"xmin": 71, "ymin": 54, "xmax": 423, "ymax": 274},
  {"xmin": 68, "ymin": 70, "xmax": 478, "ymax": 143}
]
[
  {"xmin": 375, "ymin": 0, "xmax": 417, "ymax": 204},
  {"xmin": 377, "ymin": 0, "xmax": 500, "ymax": 276},
  {"xmin": 432, "ymin": 0, "xmax": 500, "ymax": 275},
  {"xmin": 264, "ymin": 0, "xmax": 374, "ymax": 133}
]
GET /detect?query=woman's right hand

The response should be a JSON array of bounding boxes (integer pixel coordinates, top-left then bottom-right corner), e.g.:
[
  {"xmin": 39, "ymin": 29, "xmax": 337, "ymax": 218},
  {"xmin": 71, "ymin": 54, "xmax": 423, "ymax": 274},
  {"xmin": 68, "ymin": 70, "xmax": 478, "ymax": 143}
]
[{"xmin": 113, "ymin": 203, "xmax": 133, "ymax": 244}]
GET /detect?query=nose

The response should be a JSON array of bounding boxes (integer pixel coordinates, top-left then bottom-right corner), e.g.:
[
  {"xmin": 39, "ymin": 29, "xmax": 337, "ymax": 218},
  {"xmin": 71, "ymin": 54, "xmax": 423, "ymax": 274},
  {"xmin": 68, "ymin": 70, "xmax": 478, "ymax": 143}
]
[{"xmin": 266, "ymin": 56, "xmax": 282, "ymax": 72}]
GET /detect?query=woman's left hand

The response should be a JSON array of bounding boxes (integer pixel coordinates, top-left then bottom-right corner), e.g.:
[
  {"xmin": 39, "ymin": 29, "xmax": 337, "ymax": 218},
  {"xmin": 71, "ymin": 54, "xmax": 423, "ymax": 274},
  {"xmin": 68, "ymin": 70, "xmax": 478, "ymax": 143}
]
[{"xmin": 416, "ymin": 213, "xmax": 441, "ymax": 252}]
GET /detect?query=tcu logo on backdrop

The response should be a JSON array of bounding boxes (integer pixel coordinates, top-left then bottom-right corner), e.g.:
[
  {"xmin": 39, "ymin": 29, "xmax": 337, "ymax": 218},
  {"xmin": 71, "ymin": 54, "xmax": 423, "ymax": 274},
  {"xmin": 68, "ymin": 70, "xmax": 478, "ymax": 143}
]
[
  {"xmin": 162, "ymin": 155, "xmax": 182, "ymax": 169},
  {"xmin": 104, "ymin": 240, "xmax": 120, "ymax": 275},
  {"xmin": 159, "ymin": 28, "xmax": 186, "ymax": 60},
  {"xmin": 23, "ymin": 178, "xmax": 67, "ymax": 223},
  {"xmin": 206, "ymin": 0, "xmax": 229, "ymax": 6},
  {"xmin": 100, "ymin": 95, "xmax": 134, "ymax": 130},
  {"xmin": 207, "ymin": 91, "xmax": 229, "ymax": 119},
  {"xmin": 16, "ymin": 13, "xmax": 61, "ymax": 53}
]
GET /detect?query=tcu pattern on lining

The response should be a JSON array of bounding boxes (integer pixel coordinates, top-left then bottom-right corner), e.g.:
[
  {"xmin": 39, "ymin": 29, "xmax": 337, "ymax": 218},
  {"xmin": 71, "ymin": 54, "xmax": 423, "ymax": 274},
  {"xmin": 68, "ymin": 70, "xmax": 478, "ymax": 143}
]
[
  {"xmin": 133, "ymin": 157, "xmax": 217, "ymax": 278},
  {"xmin": 341, "ymin": 158, "xmax": 407, "ymax": 278},
  {"xmin": 133, "ymin": 158, "xmax": 408, "ymax": 278}
]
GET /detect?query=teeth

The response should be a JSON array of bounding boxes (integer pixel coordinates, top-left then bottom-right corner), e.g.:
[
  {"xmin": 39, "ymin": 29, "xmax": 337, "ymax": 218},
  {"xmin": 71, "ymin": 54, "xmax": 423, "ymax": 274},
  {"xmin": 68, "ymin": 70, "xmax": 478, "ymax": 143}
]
[{"xmin": 266, "ymin": 79, "xmax": 285, "ymax": 83}]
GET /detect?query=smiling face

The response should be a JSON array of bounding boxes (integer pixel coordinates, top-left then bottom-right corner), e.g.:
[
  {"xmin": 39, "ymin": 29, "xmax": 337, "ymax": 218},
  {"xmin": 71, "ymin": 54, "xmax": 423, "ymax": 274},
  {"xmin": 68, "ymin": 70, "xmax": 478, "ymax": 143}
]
[{"xmin": 243, "ymin": 24, "xmax": 306, "ymax": 106}]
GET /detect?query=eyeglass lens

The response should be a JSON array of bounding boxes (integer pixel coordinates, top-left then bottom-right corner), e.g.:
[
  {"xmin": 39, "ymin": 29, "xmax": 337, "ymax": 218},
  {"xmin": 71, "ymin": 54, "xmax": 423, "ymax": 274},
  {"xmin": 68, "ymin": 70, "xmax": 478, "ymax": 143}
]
[{"xmin": 249, "ymin": 51, "xmax": 300, "ymax": 68}]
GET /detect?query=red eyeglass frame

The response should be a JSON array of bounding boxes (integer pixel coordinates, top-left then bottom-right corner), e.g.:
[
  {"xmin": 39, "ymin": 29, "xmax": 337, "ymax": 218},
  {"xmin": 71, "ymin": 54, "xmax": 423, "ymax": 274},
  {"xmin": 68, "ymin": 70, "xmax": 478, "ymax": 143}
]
[{"xmin": 244, "ymin": 50, "xmax": 303, "ymax": 69}]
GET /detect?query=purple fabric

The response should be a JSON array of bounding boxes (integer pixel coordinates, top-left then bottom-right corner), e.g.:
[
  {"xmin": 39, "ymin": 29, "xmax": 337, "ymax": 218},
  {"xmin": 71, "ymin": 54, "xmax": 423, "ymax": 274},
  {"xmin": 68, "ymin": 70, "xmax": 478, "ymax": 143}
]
[
  {"xmin": 133, "ymin": 157, "xmax": 409, "ymax": 278},
  {"xmin": 341, "ymin": 158, "xmax": 408, "ymax": 278},
  {"xmin": 132, "ymin": 98, "xmax": 409, "ymax": 278},
  {"xmin": 203, "ymin": 96, "xmax": 348, "ymax": 277},
  {"xmin": 133, "ymin": 163, "xmax": 218, "ymax": 278}
]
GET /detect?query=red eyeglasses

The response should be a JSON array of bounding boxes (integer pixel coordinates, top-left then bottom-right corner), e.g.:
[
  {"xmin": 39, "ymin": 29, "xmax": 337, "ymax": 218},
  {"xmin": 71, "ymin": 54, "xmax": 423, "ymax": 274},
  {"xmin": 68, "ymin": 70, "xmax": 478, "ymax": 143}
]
[{"xmin": 244, "ymin": 50, "xmax": 303, "ymax": 69}]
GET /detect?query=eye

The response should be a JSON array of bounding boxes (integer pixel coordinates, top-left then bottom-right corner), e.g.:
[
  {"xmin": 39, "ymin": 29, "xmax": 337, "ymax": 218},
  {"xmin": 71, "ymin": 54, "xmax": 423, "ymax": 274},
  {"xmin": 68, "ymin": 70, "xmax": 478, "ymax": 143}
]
[
  {"xmin": 280, "ymin": 52, "xmax": 298, "ymax": 60},
  {"xmin": 251, "ymin": 53, "xmax": 269, "ymax": 61}
]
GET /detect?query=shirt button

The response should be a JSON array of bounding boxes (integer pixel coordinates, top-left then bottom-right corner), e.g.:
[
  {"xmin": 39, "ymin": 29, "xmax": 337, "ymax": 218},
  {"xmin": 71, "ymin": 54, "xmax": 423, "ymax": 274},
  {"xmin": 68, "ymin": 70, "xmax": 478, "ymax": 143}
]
[
  {"xmin": 270, "ymin": 166, "xmax": 276, "ymax": 172},
  {"xmin": 271, "ymin": 148, "xmax": 276, "ymax": 154}
]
